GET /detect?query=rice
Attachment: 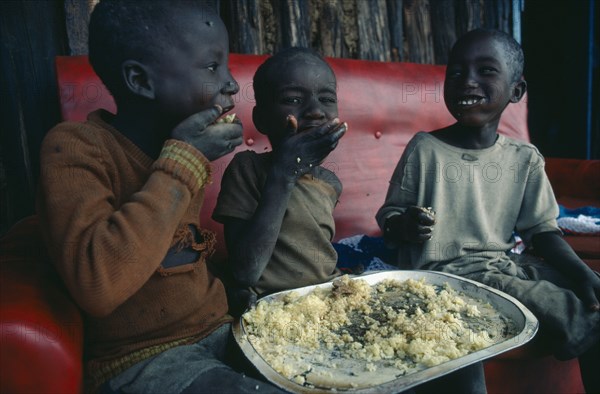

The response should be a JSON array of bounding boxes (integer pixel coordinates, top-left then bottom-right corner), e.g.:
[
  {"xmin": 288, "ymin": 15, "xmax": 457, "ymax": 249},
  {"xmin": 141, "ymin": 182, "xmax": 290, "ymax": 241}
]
[{"xmin": 242, "ymin": 275, "xmax": 515, "ymax": 388}]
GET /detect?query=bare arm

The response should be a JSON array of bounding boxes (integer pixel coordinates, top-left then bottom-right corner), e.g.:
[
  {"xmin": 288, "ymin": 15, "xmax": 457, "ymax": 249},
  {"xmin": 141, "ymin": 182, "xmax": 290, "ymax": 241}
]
[
  {"xmin": 224, "ymin": 170, "xmax": 295, "ymax": 287},
  {"xmin": 532, "ymin": 231, "xmax": 600, "ymax": 311}
]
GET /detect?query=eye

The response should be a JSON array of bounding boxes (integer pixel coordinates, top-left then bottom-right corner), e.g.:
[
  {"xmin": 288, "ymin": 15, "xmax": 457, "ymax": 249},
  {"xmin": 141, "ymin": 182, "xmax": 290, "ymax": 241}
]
[
  {"xmin": 320, "ymin": 96, "xmax": 337, "ymax": 104},
  {"xmin": 207, "ymin": 63, "xmax": 218, "ymax": 72},
  {"xmin": 479, "ymin": 67, "xmax": 498, "ymax": 75},
  {"xmin": 281, "ymin": 96, "xmax": 302, "ymax": 105},
  {"xmin": 446, "ymin": 68, "xmax": 462, "ymax": 78}
]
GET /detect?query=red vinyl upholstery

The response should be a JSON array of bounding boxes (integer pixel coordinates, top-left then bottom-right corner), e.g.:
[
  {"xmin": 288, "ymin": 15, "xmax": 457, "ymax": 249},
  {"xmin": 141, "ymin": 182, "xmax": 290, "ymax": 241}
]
[
  {"xmin": 1, "ymin": 54, "xmax": 594, "ymax": 393},
  {"xmin": 0, "ymin": 215, "xmax": 83, "ymax": 393},
  {"xmin": 54, "ymin": 54, "xmax": 530, "ymax": 260}
]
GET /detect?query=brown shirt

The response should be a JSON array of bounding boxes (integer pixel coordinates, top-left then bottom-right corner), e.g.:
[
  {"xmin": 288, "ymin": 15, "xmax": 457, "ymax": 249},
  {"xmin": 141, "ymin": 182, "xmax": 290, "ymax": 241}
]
[
  {"xmin": 36, "ymin": 110, "xmax": 230, "ymax": 386},
  {"xmin": 213, "ymin": 150, "xmax": 341, "ymax": 295}
]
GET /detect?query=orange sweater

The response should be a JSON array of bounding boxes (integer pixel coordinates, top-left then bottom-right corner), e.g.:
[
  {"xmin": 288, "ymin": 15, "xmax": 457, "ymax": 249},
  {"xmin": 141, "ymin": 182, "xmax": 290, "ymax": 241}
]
[{"xmin": 36, "ymin": 110, "xmax": 230, "ymax": 387}]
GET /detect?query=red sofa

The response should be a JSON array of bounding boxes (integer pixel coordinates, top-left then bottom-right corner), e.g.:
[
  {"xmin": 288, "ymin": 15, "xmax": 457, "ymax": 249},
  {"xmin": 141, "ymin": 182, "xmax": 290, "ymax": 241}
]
[{"xmin": 1, "ymin": 54, "xmax": 598, "ymax": 393}]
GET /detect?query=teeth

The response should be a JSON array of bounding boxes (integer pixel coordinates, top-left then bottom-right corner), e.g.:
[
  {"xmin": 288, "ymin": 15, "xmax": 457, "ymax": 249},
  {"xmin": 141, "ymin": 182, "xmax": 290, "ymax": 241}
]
[{"xmin": 458, "ymin": 98, "xmax": 479, "ymax": 106}]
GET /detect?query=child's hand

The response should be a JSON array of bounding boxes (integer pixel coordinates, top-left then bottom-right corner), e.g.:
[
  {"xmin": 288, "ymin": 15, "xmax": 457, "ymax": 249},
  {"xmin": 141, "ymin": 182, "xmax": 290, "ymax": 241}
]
[
  {"xmin": 227, "ymin": 287, "xmax": 257, "ymax": 318},
  {"xmin": 385, "ymin": 206, "xmax": 435, "ymax": 244},
  {"xmin": 171, "ymin": 105, "xmax": 243, "ymax": 161},
  {"xmin": 274, "ymin": 116, "xmax": 347, "ymax": 182},
  {"xmin": 575, "ymin": 271, "xmax": 600, "ymax": 312}
]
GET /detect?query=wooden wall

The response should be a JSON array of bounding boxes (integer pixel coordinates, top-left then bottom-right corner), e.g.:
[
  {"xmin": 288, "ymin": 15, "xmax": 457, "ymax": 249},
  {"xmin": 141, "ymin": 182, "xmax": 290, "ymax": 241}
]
[
  {"xmin": 221, "ymin": 0, "xmax": 516, "ymax": 64},
  {"xmin": 0, "ymin": 0, "xmax": 522, "ymax": 234},
  {"xmin": 63, "ymin": 0, "xmax": 519, "ymax": 64}
]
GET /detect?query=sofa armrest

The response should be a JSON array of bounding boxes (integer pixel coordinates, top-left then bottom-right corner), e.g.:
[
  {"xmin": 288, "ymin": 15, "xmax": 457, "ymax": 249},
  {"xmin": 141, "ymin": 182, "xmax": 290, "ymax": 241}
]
[
  {"xmin": 0, "ymin": 216, "xmax": 83, "ymax": 394},
  {"xmin": 543, "ymin": 158, "xmax": 600, "ymax": 273},
  {"xmin": 545, "ymin": 158, "xmax": 600, "ymax": 206}
]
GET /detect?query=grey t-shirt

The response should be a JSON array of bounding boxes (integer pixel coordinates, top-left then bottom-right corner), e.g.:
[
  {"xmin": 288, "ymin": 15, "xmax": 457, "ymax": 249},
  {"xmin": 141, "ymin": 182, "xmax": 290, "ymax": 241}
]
[{"xmin": 376, "ymin": 132, "xmax": 560, "ymax": 273}]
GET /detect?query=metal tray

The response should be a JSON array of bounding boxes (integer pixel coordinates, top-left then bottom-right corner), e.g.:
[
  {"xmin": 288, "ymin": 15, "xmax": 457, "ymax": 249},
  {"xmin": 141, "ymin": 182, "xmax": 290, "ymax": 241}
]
[{"xmin": 233, "ymin": 270, "xmax": 538, "ymax": 393}]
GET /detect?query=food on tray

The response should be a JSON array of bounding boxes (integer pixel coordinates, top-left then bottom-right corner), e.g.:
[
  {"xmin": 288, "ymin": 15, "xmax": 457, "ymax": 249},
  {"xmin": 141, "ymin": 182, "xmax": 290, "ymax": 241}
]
[{"xmin": 241, "ymin": 275, "xmax": 517, "ymax": 390}]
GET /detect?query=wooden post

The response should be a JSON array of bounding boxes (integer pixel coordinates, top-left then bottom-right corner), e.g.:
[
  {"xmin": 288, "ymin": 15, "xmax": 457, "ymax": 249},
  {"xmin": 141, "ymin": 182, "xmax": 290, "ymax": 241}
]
[
  {"xmin": 387, "ymin": 0, "xmax": 404, "ymax": 62},
  {"xmin": 312, "ymin": 0, "xmax": 345, "ymax": 58},
  {"xmin": 224, "ymin": 0, "xmax": 263, "ymax": 54},
  {"xmin": 456, "ymin": 0, "xmax": 483, "ymax": 38},
  {"xmin": 281, "ymin": 0, "xmax": 311, "ymax": 48},
  {"xmin": 63, "ymin": 0, "xmax": 97, "ymax": 55},
  {"xmin": 430, "ymin": 0, "xmax": 456, "ymax": 65},
  {"xmin": 356, "ymin": 0, "xmax": 391, "ymax": 61},
  {"xmin": 403, "ymin": 0, "xmax": 434, "ymax": 64}
]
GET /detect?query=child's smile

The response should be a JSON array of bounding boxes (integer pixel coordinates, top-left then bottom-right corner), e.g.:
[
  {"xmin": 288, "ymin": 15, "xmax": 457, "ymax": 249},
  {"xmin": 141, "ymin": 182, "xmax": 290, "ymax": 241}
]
[
  {"xmin": 456, "ymin": 95, "xmax": 484, "ymax": 108},
  {"xmin": 443, "ymin": 34, "xmax": 519, "ymax": 129},
  {"xmin": 433, "ymin": 30, "xmax": 527, "ymax": 149}
]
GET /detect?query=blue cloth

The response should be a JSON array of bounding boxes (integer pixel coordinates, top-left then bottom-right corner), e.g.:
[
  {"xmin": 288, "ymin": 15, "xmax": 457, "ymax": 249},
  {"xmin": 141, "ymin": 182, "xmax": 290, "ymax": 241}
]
[
  {"xmin": 333, "ymin": 235, "xmax": 398, "ymax": 272},
  {"xmin": 557, "ymin": 205, "xmax": 600, "ymax": 234},
  {"xmin": 558, "ymin": 205, "xmax": 600, "ymax": 219}
]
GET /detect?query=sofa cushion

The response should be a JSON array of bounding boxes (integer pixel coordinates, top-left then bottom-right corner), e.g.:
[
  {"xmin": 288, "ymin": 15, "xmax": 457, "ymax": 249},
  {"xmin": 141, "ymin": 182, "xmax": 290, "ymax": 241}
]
[{"xmin": 0, "ymin": 216, "xmax": 83, "ymax": 393}]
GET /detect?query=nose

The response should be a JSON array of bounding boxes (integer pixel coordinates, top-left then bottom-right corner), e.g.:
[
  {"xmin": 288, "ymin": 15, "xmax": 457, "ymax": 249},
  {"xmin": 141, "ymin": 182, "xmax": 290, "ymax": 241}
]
[
  {"xmin": 222, "ymin": 75, "xmax": 239, "ymax": 95},
  {"xmin": 463, "ymin": 69, "xmax": 479, "ymax": 87},
  {"xmin": 303, "ymin": 96, "xmax": 326, "ymax": 119}
]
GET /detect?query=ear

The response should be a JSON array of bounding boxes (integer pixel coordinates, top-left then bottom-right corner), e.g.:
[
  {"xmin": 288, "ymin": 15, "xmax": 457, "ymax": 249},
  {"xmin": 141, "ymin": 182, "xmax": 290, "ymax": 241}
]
[
  {"xmin": 121, "ymin": 60, "xmax": 155, "ymax": 100},
  {"xmin": 510, "ymin": 79, "xmax": 527, "ymax": 103}
]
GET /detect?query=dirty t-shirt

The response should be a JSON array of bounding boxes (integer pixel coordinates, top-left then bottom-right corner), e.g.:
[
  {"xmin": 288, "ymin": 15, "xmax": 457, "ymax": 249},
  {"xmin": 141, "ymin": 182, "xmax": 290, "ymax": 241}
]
[
  {"xmin": 376, "ymin": 132, "xmax": 560, "ymax": 274},
  {"xmin": 213, "ymin": 150, "xmax": 341, "ymax": 295}
]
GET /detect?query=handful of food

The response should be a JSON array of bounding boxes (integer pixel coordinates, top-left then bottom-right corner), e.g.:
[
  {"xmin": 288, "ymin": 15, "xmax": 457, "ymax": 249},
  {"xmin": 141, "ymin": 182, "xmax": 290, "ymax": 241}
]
[
  {"xmin": 215, "ymin": 113, "xmax": 237, "ymax": 124},
  {"xmin": 420, "ymin": 206, "xmax": 435, "ymax": 216},
  {"xmin": 234, "ymin": 272, "xmax": 535, "ymax": 393}
]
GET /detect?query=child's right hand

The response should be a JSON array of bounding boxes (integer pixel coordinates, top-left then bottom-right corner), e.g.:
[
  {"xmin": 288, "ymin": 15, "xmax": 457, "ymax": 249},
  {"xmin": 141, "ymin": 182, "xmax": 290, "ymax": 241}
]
[
  {"xmin": 227, "ymin": 287, "xmax": 258, "ymax": 318},
  {"xmin": 171, "ymin": 105, "xmax": 243, "ymax": 161},
  {"xmin": 385, "ymin": 206, "xmax": 436, "ymax": 244},
  {"xmin": 273, "ymin": 115, "xmax": 347, "ymax": 182}
]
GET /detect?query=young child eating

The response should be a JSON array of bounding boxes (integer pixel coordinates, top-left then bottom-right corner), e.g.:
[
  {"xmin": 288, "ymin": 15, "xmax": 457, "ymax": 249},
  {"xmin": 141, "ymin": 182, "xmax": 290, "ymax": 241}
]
[
  {"xmin": 36, "ymin": 1, "xmax": 283, "ymax": 392},
  {"xmin": 213, "ymin": 47, "xmax": 347, "ymax": 302},
  {"xmin": 377, "ymin": 28, "xmax": 599, "ymax": 392}
]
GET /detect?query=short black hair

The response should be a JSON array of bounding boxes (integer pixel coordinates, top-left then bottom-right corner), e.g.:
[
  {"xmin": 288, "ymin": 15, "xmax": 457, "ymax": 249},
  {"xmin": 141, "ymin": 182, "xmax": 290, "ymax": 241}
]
[
  {"xmin": 253, "ymin": 47, "xmax": 335, "ymax": 106},
  {"xmin": 88, "ymin": 0, "xmax": 217, "ymax": 100},
  {"xmin": 455, "ymin": 29, "xmax": 524, "ymax": 83}
]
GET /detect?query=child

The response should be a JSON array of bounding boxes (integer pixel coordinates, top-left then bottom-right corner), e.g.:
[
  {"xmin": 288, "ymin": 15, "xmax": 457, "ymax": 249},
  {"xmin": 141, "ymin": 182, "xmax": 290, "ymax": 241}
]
[
  {"xmin": 36, "ymin": 1, "xmax": 283, "ymax": 393},
  {"xmin": 213, "ymin": 47, "xmax": 487, "ymax": 394},
  {"xmin": 377, "ymin": 28, "xmax": 599, "ymax": 392},
  {"xmin": 212, "ymin": 47, "xmax": 347, "ymax": 302}
]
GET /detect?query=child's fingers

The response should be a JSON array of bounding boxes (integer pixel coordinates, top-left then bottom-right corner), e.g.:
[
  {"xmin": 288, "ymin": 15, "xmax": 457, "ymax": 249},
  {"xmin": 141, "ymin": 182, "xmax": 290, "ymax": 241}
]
[
  {"xmin": 330, "ymin": 122, "xmax": 348, "ymax": 141},
  {"xmin": 416, "ymin": 224, "xmax": 433, "ymax": 240},
  {"xmin": 198, "ymin": 105, "xmax": 223, "ymax": 129},
  {"xmin": 579, "ymin": 286, "xmax": 600, "ymax": 311},
  {"xmin": 173, "ymin": 105, "xmax": 223, "ymax": 136},
  {"xmin": 226, "ymin": 135, "xmax": 244, "ymax": 151},
  {"xmin": 286, "ymin": 115, "xmax": 299, "ymax": 134},
  {"xmin": 406, "ymin": 206, "xmax": 424, "ymax": 219},
  {"xmin": 321, "ymin": 122, "xmax": 347, "ymax": 151},
  {"xmin": 218, "ymin": 123, "xmax": 243, "ymax": 140},
  {"xmin": 418, "ymin": 212, "xmax": 436, "ymax": 225},
  {"xmin": 321, "ymin": 118, "xmax": 342, "ymax": 135},
  {"xmin": 407, "ymin": 206, "xmax": 435, "ymax": 225}
]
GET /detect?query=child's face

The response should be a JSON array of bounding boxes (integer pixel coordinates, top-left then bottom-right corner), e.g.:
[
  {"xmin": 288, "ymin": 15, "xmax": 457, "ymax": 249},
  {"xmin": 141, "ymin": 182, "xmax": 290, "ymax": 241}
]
[
  {"xmin": 443, "ymin": 33, "xmax": 520, "ymax": 128},
  {"xmin": 150, "ymin": 12, "xmax": 238, "ymax": 125},
  {"xmin": 256, "ymin": 58, "xmax": 338, "ymax": 148}
]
